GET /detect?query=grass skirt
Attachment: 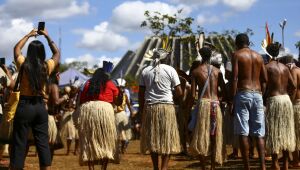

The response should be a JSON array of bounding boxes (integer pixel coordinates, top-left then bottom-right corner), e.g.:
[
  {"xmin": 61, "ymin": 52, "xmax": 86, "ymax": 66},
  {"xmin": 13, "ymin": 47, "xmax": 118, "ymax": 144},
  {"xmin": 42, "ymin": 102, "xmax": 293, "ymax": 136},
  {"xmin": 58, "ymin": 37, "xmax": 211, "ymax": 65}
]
[
  {"xmin": 140, "ymin": 103, "xmax": 181, "ymax": 154},
  {"xmin": 190, "ymin": 98, "xmax": 223, "ymax": 164},
  {"xmin": 115, "ymin": 111, "xmax": 132, "ymax": 141},
  {"xmin": 294, "ymin": 103, "xmax": 300, "ymax": 150},
  {"xmin": 79, "ymin": 101, "xmax": 117, "ymax": 163},
  {"xmin": 266, "ymin": 95, "xmax": 295, "ymax": 154},
  {"xmin": 60, "ymin": 110, "xmax": 77, "ymax": 140},
  {"xmin": 48, "ymin": 115, "xmax": 57, "ymax": 144}
]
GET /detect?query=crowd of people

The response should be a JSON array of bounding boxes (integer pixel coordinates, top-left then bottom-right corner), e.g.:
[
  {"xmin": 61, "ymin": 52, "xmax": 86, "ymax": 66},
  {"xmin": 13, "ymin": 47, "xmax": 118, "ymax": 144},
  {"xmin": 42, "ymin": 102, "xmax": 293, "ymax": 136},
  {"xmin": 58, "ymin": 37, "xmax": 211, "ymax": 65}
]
[{"xmin": 0, "ymin": 27, "xmax": 299, "ymax": 170}]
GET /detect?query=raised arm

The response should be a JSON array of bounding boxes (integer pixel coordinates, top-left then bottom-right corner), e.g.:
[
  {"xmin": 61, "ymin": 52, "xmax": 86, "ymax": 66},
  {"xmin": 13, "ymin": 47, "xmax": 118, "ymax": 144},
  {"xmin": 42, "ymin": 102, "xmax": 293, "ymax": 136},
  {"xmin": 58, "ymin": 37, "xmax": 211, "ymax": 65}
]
[
  {"xmin": 14, "ymin": 29, "xmax": 37, "ymax": 61},
  {"xmin": 39, "ymin": 29, "xmax": 60, "ymax": 66}
]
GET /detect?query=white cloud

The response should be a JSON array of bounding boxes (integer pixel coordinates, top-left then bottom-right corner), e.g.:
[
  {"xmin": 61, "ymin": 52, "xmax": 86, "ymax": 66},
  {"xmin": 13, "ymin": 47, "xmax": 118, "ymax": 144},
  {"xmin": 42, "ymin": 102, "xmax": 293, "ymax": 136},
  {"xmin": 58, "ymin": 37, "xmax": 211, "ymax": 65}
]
[
  {"xmin": 42, "ymin": 1, "xmax": 89, "ymax": 20},
  {"xmin": 111, "ymin": 1, "xmax": 192, "ymax": 32},
  {"xmin": 196, "ymin": 14, "xmax": 220, "ymax": 25},
  {"xmin": 76, "ymin": 22, "xmax": 129, "ymax": 51},
  {"xmin": 169, "ymin": 0, "xmax": 257, "ymax": 11},
  {"xmin": 222, "ymin": 0, "xmax": 257, "ymax": 11},
  {"xmin": 0, "ymin": 19, "xmax": 34, "ymax": 58},
  {"xmin": 295, "ymin": 30, "xmax": 300, "ymax": 37},
  {"xmin": 169, "ymin": 0, "xmax": 219, "ymax": 6},
  {"xmin": 65, "ymin": 54, "xmax": 121, "ymax": 68},
  {"xmin": 0, "ymin": 0, "xmax": 89, "ymax": 20}
]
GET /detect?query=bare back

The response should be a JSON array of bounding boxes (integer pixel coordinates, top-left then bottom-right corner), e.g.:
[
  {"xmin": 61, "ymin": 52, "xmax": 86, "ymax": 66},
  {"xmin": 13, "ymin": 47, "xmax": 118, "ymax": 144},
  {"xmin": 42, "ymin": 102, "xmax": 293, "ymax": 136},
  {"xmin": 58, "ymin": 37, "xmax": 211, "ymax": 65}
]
[
  {"xmin": 233, "ymin": 48, "xmax": 265, "ymax": 91},
  {"xmin": 265, "ymin": 61, "xmax": 295, "ymax": 97},
  {"xmin": 291, "ymin": 67, "xmax": 300, "ymax": 101},
  {"xmin": 191, "ymin": 64, "xmax": 225, "ymax": 100}
]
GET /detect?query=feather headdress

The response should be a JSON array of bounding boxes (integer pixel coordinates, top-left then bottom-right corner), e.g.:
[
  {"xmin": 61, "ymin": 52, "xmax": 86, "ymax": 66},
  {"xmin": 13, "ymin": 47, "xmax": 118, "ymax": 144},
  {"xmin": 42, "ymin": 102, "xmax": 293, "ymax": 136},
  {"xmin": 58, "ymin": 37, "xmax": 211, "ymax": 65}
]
[
  {"xmin": 144, "ymin": 37, "xmax": 172, "ymax": 83},
  {"xmin": 261, "ymin": 22, "xmax": 273, "ymax": 59}
]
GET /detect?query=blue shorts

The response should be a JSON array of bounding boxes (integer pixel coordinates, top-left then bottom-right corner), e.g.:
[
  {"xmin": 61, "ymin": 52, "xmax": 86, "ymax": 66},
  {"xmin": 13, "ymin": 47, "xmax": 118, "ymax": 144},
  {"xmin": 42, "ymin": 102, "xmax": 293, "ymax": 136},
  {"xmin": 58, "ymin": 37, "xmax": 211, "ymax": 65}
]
[{"xmin": 234, "ymin": 91, "xmax": 265, "ymax": 137}]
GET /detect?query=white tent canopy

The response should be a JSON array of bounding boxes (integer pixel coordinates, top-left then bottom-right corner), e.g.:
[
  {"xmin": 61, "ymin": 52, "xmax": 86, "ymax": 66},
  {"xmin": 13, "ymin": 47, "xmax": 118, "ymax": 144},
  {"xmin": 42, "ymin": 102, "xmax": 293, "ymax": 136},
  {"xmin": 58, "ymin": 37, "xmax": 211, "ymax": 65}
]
[{"xmin": 59, "ymin": 68, "xmax": 89, "ymax": 87}]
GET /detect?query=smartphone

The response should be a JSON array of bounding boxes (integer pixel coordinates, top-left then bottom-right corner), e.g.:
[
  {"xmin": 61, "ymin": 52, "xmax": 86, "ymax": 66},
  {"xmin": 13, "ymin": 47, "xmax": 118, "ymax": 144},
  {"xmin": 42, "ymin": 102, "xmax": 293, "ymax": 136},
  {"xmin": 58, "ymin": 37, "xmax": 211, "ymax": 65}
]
[
  {"xmin": 38, "ymin": 21, "xmax": 45, "ymax": 33},
  {"xmin": 0, "ymin": 58, "xmax": 5, "ymax": 65}
]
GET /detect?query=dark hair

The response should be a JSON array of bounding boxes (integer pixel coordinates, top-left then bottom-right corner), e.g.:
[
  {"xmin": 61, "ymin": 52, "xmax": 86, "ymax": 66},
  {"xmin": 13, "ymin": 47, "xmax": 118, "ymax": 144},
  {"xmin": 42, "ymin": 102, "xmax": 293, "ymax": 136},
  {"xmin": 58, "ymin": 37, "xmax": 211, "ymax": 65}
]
[
  {"xmin": 87, "ymin": 68, "xmax": 110, "ymax": 96},
  {"xmin": 23, "ymin": 40, "xmax": 48, "ymax": 94},
  {"xmin": 235, "ymin": 33, "xmax": 249, "ymax": 47},
  {"xmin": 266, "ymin": 42, "xmax": 281, "ymax": 58},
  {"xmin": 199, "ymin": 47, "xmax": 212, "ymax": 62},
  {"xmin": 279, "ymin": 55, "xmax": 294, "ymax": 64}
]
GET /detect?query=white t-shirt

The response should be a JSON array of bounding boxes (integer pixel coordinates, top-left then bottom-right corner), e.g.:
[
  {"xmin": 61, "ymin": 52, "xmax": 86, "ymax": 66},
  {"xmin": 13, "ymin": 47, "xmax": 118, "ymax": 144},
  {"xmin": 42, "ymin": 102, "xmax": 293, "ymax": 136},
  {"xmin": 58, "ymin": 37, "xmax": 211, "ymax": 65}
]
[{"xmin": 139, "ymin": 64, "xmax": 180, "ymax": 104}]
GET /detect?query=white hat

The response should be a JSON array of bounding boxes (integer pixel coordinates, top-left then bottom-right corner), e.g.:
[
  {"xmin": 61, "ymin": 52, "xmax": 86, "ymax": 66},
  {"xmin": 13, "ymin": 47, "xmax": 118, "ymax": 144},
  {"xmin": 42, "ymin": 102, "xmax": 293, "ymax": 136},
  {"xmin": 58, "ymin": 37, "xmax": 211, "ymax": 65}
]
[{"xmin": 116, "ymin": 78, "xmax": 126, "ymax": 87}]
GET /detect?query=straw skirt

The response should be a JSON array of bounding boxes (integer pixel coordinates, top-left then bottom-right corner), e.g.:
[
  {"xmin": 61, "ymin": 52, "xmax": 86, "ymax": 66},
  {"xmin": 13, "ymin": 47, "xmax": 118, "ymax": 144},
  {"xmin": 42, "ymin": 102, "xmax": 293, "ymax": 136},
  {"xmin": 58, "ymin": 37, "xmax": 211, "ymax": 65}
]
[
  {"xmin": 294, "ymin": 103, "xmax": 300, "ymax": 150},
  {"xmin": 140, "ymin": 103, "xmax": 181, "ymax": 155},
  {"xmin": 48, "ymin": 115, "xmax": 57, "ymax": 144},
  {"xmin": 79, "ymin": 101, "xmax": 117, "ymax": 163},
  {"xmin": 266, "ymin": 95, "xmax": 295, "ymax": 154},
  {"xmin": 115, "ymin": 111, "xmax": 132, "ymax": 141},
  {"xmin": 190, "ymin": 98, "xmax": 223, "ymax": 164},
  {"xmin": 60, "ymin": 110, "xmax": 77, "ymax": 140}
]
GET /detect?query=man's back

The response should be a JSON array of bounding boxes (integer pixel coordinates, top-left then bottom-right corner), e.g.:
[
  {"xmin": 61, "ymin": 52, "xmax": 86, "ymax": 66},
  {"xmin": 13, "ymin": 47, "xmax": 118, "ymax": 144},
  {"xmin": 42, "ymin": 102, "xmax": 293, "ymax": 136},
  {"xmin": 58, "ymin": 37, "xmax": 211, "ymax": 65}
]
[
  {"xmin": 191, "ymin": 63, "xmax": 223, "ymax": 100},
  {"xmin": 233, "ymin": 48, "xmax": 265, "ymax": 91},
  {"xmin": 266, "ymin": 61, "xmax": 294, "ymax": 97},
  {"xmin": 140, "ymin": 64, "xmax": 180, "ymax": 104}
]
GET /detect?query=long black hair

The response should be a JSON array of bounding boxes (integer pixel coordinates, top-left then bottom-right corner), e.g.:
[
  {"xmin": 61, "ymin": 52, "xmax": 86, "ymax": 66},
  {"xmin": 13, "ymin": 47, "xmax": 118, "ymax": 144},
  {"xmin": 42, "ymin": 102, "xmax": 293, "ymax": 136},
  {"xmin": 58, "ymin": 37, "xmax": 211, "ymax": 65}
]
[
  {"xmin": 23, "ymin": 40, "xmax": 48, "ymax": 94},
  {"xmin": 87, "ymin": 68, "xmax": 109, "ymax": 96}
]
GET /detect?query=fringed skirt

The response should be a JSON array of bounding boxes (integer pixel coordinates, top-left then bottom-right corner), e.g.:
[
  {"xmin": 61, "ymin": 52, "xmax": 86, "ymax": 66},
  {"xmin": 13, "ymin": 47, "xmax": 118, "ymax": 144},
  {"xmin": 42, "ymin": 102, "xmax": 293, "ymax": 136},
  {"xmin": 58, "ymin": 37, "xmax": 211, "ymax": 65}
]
[
  {"xmin": 266, "ymin": 95, "xmax": 295, "ymax": 154},
  {"xmin": 48, "ymin": 115, "xmax": 57, "ymax": 144},
  {"xmin": 190, "ymin": 98, "xmax": 223, "ymax": 164},
  {"xmin": 115, "ymin": 111, "xmax": 132, "ymax": 141},
  {"xmin": 60, "ymin": 110, "xmax": 77, "ymax": 140},
  {"xmin": 79, "ymin": 101, "xmax": 117, "ymax": 163},
  {"xmin": 294, "ymin": 102, "xmax": 300, "ymax": 150},
  {"xmin": 140, "ymin": 103, "xmax": 181, "ymax": 155}
]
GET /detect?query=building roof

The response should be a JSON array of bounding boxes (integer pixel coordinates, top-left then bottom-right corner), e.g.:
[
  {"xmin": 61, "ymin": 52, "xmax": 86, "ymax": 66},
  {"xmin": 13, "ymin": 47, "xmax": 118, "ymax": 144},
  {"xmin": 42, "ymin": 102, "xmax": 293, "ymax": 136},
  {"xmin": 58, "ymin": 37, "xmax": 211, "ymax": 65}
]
[{"xmin": 111, "ymin": 35, "xmax": 235, "ymax": 79}]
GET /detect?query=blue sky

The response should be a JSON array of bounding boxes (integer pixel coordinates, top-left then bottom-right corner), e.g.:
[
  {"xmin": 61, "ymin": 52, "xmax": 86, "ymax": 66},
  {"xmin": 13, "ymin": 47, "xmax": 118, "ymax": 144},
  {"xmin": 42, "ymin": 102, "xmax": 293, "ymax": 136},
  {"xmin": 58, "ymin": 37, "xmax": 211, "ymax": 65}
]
[{"xmin": 0, "ymin": 0, "xmax": 299, "ymax": 67}]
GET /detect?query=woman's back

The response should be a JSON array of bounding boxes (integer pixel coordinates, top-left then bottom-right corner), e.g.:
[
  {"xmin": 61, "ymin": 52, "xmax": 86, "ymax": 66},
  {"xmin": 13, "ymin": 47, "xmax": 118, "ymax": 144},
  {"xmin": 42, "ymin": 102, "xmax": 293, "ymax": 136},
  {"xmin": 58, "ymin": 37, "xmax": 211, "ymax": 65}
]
[{"xmin": 80, "ymin": 80, "xmax": 119, "ymax": 104}]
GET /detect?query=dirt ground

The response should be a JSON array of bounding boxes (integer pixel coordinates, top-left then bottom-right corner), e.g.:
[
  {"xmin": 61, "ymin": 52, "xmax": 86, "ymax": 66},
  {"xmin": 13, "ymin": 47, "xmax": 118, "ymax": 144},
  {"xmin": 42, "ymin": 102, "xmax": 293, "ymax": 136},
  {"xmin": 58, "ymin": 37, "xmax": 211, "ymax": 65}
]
[{"xmin": 1, "ymin": 140, "xmax": 300, "ymax": 170}]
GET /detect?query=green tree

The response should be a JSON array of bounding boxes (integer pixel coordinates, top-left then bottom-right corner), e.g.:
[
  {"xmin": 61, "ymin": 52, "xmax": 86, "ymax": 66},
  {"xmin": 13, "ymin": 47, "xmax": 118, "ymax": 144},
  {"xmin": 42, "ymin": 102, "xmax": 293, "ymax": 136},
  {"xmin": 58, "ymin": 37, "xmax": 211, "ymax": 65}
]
[{"xmin": 141, "ymin": 9, "xmax": 194, "ymax": 37}]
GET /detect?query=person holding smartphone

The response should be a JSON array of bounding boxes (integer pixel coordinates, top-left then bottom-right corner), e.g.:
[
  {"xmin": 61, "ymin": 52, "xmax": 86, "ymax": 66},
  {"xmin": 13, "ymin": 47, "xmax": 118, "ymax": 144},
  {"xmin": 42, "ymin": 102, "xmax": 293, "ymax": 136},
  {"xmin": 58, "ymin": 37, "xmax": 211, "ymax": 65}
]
[{"xmin": 10, "ymin": 27, "xmax": 60, "ymax": 170}]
